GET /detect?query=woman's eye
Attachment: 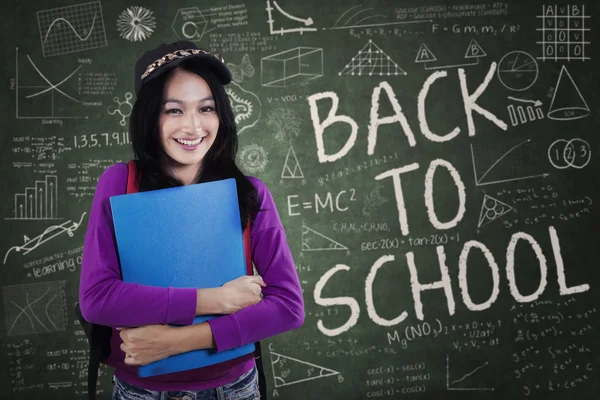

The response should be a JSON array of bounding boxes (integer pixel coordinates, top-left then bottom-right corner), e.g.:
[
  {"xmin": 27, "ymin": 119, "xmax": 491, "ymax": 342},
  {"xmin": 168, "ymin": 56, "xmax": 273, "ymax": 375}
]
[
  {"xmin": 165, "ymin": 108, "xmax": 181, "ymax": 114},
  {"xmin": 200, "ymin": 106, "xmax": 215, "ymax": 113}
]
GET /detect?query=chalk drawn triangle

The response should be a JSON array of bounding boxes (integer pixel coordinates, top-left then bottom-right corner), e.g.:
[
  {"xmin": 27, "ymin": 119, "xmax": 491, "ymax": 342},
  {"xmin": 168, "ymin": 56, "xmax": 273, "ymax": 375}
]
[
  {"xmin": 477, "ymin": 194, "xmax": 514, "ymax": 228},
  {"xmin": 547, "ymin": 65, "xmax": 589, "ymax": 120},
  {"xmin": 464, "ymin": 39, "xmax": 486, "ymax": 58},
  {"xmin": 339, "ymin": 40, "xmax": 406, "ymax": 76},
  {"xmin": 281, "ymin": 146, "xmax": 304, "ymax": 179},
  {"xmin": 415, "ymin": 43, "xmax": 437, "ymax": 63},
  {"xmin": 271, "ymin": 351, "xmax": 340, "ymax": 387},
  {"xmin": 302, "ymin": 223, "xmax": 348, "ymax": 251}
]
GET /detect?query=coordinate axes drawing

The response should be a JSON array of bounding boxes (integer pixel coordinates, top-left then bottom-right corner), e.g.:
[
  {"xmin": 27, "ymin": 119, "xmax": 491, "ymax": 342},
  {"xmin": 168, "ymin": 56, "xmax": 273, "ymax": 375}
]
[
  {"xmin": 266, "ymin": 0, "xmax": 317, "ymax": 35},
  {"xmin": 6, "ymin": 174, "xmax": 60, "ymax": 220},
  {"xmin": 37, "ymin": 1, "xmax": 107, "ymax": 57},
  {"xmin": 470, "ymin": 140, "xmax": 549, "ymax": 187},
  {"xmin": 15, "ymin": 47, "xmax": 87, "ymax": 120},
  {"xmin": 3, "ymin": 281, "xmax": 68, "ymax": 336},
  {"xmin": 447, "ymin": 354, "xmax": 494, "ymax": 391}
]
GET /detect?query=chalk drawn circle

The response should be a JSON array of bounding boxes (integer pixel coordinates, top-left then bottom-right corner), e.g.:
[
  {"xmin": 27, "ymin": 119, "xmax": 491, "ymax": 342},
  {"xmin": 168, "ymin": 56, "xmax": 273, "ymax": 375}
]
[
  {"xmin": 239, "ymin": 144, "xmax": 268, "ymax": 174},
  {"xmin": 547, "ymin": 138, "xmax": 591, "ymax": 169},
  {"xmin": 497, "ymin": 51, "xmax": 539, "ymax": 92},
  {"xmin": 181, "ymin": 21, "xmax": 198, "ymax": 40}
]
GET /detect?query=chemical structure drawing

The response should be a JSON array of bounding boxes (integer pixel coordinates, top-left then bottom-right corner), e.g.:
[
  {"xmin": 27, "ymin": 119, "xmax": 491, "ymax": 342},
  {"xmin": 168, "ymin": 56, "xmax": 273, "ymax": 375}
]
[{"xmin": 107, "ymin": 92, "xmax": 133, "ymax": 126}]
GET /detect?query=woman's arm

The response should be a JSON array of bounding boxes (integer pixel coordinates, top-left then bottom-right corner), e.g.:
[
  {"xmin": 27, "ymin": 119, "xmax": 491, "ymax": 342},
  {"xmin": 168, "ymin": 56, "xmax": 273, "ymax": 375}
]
[
  {"xmin": 207, "ymin": 178, "xmax": 304, "ymax": 352},
  {"xmin": 79, "ymin": 164, "xmax": 201, "ymax": 327},
  {"xmin": 118, "ymin": 179, "xmax": 301, "ymax": 362},
  {"xmin": 160, "ymin": 224, "xmax": 303, "ymax": 355}
]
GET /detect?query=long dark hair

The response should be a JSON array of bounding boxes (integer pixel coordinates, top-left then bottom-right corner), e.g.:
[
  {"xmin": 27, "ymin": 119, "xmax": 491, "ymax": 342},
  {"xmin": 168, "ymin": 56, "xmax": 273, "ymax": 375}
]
[{"xmin": 129, "ymin": 58, "xmax": 261, "ymax": 227}]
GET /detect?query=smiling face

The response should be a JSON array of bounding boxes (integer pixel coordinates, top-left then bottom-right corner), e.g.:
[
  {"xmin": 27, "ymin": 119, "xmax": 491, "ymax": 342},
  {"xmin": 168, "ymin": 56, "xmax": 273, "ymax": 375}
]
[{"xmin": 158, "ymin": 67, "xmax": 220, "ymax": 184}]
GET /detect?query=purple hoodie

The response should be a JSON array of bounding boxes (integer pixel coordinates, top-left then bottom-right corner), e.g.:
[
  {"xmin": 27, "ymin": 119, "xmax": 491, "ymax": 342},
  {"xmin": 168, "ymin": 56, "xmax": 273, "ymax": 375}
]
[{"xmin": 79, "ymin": 163, "xmax": 304, "ymax": 390}]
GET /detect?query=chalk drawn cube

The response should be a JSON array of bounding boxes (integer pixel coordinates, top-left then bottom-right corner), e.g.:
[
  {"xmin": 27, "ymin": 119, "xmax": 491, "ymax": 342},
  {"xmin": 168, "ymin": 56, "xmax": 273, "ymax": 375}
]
[{"xmin": 261, "ymin": 47, "xmax": 323, "ymax": 87}]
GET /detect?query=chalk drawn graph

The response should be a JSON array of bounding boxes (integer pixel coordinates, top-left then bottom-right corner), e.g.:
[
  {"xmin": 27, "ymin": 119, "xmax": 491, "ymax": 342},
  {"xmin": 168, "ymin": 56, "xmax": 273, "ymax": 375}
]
[
  {"xmin": 15, "ymin": 48, "xmax": 86, "ymax": 120},
  {"xmin": 3, "ymin": 213, "xmax": 86, "ymax": 265},
  {"xmin": 6, "ymin": 174, "xmax": 60, "ymax": 220},
  {"xmin": 266, "ymin": 0, "xmax": 317, "ymax": 35},
  {"xmin": 446, "ymin": 354, "xmax": 494, "ymax": 391},
  {"xmin": 506, "ymin": 97, "xmax": 544, "ymax": 126},
  {"xmin": 3, "ymin": 281, "xmax": 68, "ymax": 336},
  {"xmin": 470, "ymin": 140, "xmax": 549, "ymax": 187},
  {"xmin": 271, "ymin": 351, "xmax": 340, "ymax": 387},
  {"xmin": 37, "ymin": 1, "xmax": 107, "ymax": 57}
]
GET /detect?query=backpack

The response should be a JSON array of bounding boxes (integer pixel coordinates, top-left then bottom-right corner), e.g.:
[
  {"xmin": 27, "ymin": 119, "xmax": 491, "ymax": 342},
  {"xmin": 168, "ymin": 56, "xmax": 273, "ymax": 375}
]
[{"xmin": 75, "ymin": 160, "xmax": 267, "ymax": 399}]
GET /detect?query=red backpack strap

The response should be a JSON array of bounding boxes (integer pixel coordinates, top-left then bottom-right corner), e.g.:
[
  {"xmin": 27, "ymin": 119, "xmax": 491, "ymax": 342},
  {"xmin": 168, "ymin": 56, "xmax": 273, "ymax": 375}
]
[
  {"xmin": 243, "ymin": 220, "xmax": 252, "ymax": 275},
  {"xmin": 126, "ymin": 160, "xmax": 139, "ymax": 194}
]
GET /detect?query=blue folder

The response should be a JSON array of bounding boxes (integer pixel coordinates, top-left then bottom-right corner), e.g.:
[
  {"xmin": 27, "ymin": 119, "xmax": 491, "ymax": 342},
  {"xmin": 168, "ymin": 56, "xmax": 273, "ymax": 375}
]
[{"xmin": 109, "ymin": 178, "xmax": 255, "ymax": 377}]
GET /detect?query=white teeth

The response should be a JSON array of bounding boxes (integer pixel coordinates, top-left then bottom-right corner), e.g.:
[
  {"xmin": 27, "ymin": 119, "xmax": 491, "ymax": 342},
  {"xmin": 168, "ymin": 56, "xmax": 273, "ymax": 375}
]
[{"xmin": 175, "ymin": 137, "xmax": 204, "ymax": 146}]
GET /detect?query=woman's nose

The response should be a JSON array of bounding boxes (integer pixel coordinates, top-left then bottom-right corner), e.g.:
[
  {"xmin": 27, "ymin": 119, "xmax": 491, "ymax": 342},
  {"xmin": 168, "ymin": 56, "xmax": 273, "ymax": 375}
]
[{"xmin": 183, "ymin": 113, "xmax": 202, "ymax": 133}]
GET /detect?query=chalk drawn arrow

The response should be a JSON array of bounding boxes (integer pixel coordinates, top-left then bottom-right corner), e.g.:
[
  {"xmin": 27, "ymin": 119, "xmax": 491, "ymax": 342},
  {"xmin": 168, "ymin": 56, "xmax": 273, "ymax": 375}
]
[{"xmin": 507, "ymin": 96, "xmax": 543, "ymax": 107}]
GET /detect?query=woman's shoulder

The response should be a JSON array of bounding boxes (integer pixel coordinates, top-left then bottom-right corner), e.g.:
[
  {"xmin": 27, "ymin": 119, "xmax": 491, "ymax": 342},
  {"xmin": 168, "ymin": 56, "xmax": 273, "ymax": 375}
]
[
  {"xmin": 95, "ymin": 162, "xmax": 129, "ymax": 197},
  {"xmin": 245, "ymin": 176, "xmax": 283, "ymax": 230},
  {"xmin": 245, "ymin": 175, "xmax": 266, "ymax": 191},
  {"xmin": 245, "ymin": 176, "xmax": 272, "ymax": 203}
]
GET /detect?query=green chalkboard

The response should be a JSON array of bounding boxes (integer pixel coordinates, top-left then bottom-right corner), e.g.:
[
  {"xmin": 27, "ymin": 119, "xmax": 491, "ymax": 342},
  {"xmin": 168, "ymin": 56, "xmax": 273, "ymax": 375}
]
[{"xmin": 1, "ymin": 0, "xmax": 598, "ymax": 399}]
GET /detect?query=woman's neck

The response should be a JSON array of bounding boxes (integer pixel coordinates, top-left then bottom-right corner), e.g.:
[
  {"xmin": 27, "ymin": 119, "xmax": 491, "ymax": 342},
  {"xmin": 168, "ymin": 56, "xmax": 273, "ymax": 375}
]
[{"xmin": 170, "ymin": 164, "xmax": 199, "ymax": 186}]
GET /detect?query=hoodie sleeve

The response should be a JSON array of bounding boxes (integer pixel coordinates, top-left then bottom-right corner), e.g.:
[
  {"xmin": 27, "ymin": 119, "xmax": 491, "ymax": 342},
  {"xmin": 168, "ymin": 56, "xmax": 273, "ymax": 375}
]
[
  {"xmin": 78, "ymin": 163, "xmax": 197, "ymax": 327},
  {"xmin": 208, "ymin": 177, "xmax": 304, "ymax": 352}
]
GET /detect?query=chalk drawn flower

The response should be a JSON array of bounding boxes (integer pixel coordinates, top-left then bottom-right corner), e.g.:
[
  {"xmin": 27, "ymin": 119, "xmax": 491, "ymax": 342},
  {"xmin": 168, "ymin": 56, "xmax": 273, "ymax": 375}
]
[{"xmin": 117, "ymin": 6, "xmax": 156, "ymax": 42}]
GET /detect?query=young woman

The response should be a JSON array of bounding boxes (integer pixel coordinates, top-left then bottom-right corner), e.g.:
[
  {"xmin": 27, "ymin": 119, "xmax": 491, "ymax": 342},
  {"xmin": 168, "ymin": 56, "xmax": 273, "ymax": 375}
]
[{"xmin": 78, "ymin": 41, "xmax": 304, "ymax": 399}]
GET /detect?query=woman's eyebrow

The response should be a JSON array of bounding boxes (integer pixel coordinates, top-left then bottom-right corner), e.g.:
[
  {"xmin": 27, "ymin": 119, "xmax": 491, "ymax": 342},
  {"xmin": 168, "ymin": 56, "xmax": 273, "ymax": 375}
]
[{"xmin": 163, "ymin": 96, "xmax": 214, "ymax": 105}]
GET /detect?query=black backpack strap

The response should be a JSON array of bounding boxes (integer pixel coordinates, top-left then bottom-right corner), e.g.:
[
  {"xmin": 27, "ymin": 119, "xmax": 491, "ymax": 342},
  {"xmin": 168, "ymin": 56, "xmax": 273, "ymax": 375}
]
[
  {"xmin": 87, "ymin": 338, "xmax": 101, "ymax": 400},
  {"xmin": 74, "ymin": 302, "xmax": 111, "ymax": 400},
  {"xmin": 254, "ymin": 342, "xmax": 268, "ymax": 399}
]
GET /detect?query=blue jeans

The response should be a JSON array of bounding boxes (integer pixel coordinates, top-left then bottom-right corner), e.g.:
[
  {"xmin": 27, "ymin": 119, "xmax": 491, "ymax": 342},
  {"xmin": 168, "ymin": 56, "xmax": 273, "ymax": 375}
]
[{"xmin": 113, "ymin": 367, "xmax": 260, "ymax": 400}]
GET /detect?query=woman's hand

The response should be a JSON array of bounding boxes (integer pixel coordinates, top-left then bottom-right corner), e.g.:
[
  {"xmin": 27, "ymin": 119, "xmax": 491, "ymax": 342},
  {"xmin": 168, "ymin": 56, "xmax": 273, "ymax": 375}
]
[
  {"xmin": 219, "ymin": 275, "xmax": 266, "ymax": 314},
  {"xmin": 117, "ymin": 324, "xmax": 178, "ymax": 366}
]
